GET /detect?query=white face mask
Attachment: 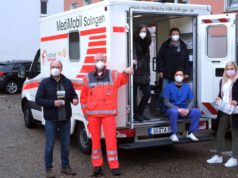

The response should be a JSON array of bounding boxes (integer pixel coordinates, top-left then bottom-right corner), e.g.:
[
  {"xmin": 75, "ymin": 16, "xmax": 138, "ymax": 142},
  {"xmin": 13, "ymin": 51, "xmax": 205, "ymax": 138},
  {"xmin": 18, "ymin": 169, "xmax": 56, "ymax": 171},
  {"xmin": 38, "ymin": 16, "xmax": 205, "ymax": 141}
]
[
  {"xmin": 171, "ymin": 35, "xmax": 180, "ymax": 42},
  {"xmin": 95, "ymin": 61, "xmax": 105, "ymax": 70},
  {"xmin": 175, "ymin": 76, "xmax": 183, "ymax": 83},
  {"xmin": 51, "ymin": 68, "xmax": 61, "ymax": 77},
  {"xmin": 226, "ymin": 70, "xmax": 236, "ymax": 77},
  {"xmin": 139, "ymin": 32, "xmax": 146, "ymax": 40}
]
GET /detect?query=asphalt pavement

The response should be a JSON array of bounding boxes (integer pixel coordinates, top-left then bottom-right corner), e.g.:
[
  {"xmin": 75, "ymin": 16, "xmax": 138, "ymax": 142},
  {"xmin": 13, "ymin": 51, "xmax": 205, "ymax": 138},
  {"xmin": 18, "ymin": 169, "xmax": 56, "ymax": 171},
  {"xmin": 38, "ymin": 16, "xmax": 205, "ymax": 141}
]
[{"xmin": 0, "ymin": 93, "xmax": 237, "ymax": 178}]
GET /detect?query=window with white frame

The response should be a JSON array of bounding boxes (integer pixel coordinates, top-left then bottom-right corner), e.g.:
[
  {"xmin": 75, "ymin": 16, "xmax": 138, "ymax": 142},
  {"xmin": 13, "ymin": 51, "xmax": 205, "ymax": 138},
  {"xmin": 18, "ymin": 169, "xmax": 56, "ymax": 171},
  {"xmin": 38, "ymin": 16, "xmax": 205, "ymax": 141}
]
[
  {"xmin": 71, "ymin": 3, "xmax": 78, "ymax": 9},
  {"xmin": 84, "ymin": 0, "xmax": 92, "ymax": 5},
  {"xmin": 41, "ymin": 0, "xmax": 47, "ymax": 15},
  {"xmin": 207, "ymin": 26, "xmax": 227, "ymax": 58},
  {"xmin": 226, "ymin": 0, "xmax": 238, "ymax": 11},
  {"xmin": 69, "ymin": 31, "xmax": 80, "ymax": 61}
]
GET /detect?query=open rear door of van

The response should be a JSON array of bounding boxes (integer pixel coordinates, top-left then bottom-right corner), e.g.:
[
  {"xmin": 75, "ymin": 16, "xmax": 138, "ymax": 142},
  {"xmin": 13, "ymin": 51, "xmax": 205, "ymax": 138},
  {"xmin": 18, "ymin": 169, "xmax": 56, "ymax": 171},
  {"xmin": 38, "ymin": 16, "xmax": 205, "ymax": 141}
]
[{"xmin": 197, "ymin": 13, "xmax": 236, "ymax": 119}]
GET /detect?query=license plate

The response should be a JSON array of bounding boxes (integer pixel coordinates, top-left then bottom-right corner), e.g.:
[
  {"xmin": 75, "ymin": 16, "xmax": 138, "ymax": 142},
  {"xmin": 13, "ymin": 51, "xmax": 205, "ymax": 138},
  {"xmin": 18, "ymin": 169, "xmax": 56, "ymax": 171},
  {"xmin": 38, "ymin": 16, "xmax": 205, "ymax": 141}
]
[{"xmin": 148, "ymin": 127, "xmax": 171, "ymax": 135}]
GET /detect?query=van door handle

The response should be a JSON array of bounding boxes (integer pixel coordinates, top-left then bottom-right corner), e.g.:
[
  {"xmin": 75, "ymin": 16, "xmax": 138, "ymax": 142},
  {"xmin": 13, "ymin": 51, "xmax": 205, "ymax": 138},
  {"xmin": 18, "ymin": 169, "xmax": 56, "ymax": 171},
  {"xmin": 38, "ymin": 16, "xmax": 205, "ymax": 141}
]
[{"xmin": 212, "ymin": 61, "xmax": 220, "ymax": 63}]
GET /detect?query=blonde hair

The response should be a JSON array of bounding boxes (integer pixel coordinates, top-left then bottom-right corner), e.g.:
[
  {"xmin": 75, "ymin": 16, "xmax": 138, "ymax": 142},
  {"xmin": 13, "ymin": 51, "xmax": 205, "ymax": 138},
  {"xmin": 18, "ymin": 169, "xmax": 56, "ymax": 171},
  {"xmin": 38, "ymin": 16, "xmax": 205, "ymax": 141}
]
[{"xmin": 222, "ymin": 61, "xmax": 238, "ymax": 83}]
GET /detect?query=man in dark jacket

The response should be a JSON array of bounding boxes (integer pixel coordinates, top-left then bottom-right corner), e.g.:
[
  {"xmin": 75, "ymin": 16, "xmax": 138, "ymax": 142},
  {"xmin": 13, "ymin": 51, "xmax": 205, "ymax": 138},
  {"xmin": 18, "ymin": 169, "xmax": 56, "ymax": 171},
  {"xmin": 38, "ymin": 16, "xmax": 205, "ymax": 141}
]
[
  {"xmin": 156, "ymin": 27, "xmax": 190, "ymax": 111},
  {"xmin": 36, "ymin": 60, "xmax": 78, "ymax": 178}
]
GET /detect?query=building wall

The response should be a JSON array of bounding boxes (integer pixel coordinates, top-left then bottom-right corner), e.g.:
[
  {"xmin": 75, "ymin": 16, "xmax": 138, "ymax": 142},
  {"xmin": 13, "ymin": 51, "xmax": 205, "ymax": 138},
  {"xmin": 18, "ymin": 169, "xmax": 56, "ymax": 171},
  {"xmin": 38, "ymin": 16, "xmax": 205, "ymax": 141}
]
[
  {"xmin": 64, "ymin": 0, "xmax": 100, "ymax": 11},
  {"xmin": 64, "ymin": 0, "xmax": 226, "ymax": 12},
  {"xmin": 0, "ymin": 0, "xmax": 63, "ymax": 61},
  {"xmin": 189, "ymin": 0, "xmax": 224, "ymax": 14},
  {"xmin": 48, "ymin": 0, "xmax": 64, "ymax": 15}
]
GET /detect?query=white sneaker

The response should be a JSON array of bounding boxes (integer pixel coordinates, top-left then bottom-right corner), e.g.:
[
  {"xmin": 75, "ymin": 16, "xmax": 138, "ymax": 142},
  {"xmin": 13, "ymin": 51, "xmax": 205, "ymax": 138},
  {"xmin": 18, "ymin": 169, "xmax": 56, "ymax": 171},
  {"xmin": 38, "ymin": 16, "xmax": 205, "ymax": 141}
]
[
  {"xmin": 207, "ymin": 155, "xmax": 223, "ymax": 164},
  {"xmin": 170, "ymin": 134, "xmax": 179, "ymax": 142},
  {"xmin": 186, "ymin": 132, "xmax": 199, "ymax": 141},
  {"xmin": 224, "ymin": 157, "xmax": 237, "ymax": 168}
]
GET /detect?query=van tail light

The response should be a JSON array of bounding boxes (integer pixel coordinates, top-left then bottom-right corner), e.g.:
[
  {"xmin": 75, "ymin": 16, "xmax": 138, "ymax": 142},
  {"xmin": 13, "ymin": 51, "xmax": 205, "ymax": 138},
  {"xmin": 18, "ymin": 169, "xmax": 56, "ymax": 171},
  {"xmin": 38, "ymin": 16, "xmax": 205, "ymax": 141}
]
[
  {"xmin": 0, "ymin": 72, "xmax": 5, "ymax": 77},
  {"xmin": 199, "ymin": 120, "xmax": 208, "ymax": 130},
  {"xmin": 116, "ymin": 128, "xmax": 135, "ymax": 138}
]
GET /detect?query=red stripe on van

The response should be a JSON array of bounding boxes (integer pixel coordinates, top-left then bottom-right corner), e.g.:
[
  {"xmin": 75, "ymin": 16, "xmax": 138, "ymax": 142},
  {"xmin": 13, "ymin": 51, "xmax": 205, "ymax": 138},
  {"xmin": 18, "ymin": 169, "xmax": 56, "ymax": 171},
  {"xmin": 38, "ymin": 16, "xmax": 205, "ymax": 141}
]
[
  {"xmin": 41, "ymin": 34, "xmax": 68, "ymax": 42},
  {"xmin": 113, "ymin": 26, "xmax": 125, "ymax": 33},
  {"xmin": 203, "ymin": 102, "xmax": 218, "ymax": 115},
  {"xmin": 89, "ymin": 35, "xmax": 106, "ymax": 40},
  {"xmin": 72, "ymin": 82, "xmax": 83, "ymax": 90},
  {"xmin": 84, "ymin": 56, "xmax": 95, "ymax": 63},
  {"xmin": 89, "ymin": 41, "xmax": 106, "ymax": 47},
  {"xmin": 76, "ymin": 74, "xmax": 86, "ymax": 78},
  {"xmin": 80, "ymin": 27, "xmax": 106, "ymax": 36},
  {"xmin": 22, "ymin": 81, "xmax": 40, "ymax": 90},
  {"xmin": 87, "ymin": 48, "xmax": 106, "ymax": 54},
  {"xmin": 84, "ymin": 56, "xmax": 107, "ymax": 63},
  {"xmin": 80, "ymin": 65, "xmax": 95, "ymax": 73},
  {"xmin": 218, "ymin": 18, "xmax": 229, "ymax": 23},
  {"xmin": 202, "ymin": 19, "xmax": 213, "ymax": 24}
]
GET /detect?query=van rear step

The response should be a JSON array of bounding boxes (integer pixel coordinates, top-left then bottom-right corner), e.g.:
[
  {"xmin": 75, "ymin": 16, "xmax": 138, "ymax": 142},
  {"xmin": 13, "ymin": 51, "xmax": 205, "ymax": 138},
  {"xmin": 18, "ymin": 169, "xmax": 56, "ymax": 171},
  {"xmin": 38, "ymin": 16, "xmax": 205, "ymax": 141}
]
[{"xmin": 118, "ymin": 136, "xmax": 212, "ymax": 150}]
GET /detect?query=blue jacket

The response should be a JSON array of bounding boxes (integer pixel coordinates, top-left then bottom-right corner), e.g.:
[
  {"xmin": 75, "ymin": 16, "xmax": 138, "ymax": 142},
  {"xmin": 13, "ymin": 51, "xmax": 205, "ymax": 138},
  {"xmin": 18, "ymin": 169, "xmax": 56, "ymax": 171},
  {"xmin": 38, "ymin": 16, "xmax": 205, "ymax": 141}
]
[{"xmin": 35, "ymin": 75, "xmax": 78, "ymax": 121}]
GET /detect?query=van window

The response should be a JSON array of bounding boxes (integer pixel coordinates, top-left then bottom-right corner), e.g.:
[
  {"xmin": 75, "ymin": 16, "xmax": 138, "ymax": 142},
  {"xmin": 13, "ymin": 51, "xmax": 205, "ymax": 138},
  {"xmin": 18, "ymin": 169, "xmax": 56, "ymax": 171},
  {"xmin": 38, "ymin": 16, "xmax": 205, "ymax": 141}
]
[
  {"xmin": 207, "ymin": 25, "xmax": 227, "ymax": 58},
  {"xmin": 226, "ymin": 0, "xmax": 238, "ymax": 11},
  {"xmin": 84, "ymin": 0, "xmax": 91, "ymax": 5},
  {"xmin": 71, "ymin": 3, "xmax": 78, "ymax": 9},
  {"xmin": 69, "ymin": 32, "xmax": 80, "ymax": 61}
]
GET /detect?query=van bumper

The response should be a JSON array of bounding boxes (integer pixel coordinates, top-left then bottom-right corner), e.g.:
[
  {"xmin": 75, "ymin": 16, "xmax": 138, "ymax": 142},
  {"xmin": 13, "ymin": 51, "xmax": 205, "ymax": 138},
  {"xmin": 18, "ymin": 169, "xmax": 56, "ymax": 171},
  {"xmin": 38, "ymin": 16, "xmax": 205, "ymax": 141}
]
[{"xmin": 118, "ymin": 135, "xmax": 212, "ymax": 150}]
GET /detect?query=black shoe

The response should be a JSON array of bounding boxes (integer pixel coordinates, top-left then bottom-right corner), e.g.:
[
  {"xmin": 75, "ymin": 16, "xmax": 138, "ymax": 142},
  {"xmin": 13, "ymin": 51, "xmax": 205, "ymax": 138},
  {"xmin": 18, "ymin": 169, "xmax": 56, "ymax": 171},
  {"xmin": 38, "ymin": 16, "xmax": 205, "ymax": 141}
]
[
  {"xmin": 46, "ymin": 168, "xmax": 55, "ymax": 178},
  {"xmin": 134, "ymin": 114, "xmax": 143, "ymax": 122},
  {"xmin": 92, "ymin": 166, "xmax": 103, "ymax": 177},
  {"xmin": 111, "ymin": 168, "xmax": 121, "ymax": 176},
  {"xmin": 61, "ymin": 166, "xmax": 76, "ymax": 175}
]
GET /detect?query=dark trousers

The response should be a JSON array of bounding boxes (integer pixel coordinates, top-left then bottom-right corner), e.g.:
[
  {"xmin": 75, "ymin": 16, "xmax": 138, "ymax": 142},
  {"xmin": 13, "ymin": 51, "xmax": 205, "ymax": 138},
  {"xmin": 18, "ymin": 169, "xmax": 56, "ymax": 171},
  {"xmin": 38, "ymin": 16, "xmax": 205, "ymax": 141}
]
[
  {"xmin": 133, "ymin": 82, "xmax": 151, "ymax": 116},
  {"xmin": 217, "ymin": 113, "xmax": 238, "ymax": 157},
  {"xmin": 157, "ymin": 78, "xmax": 173, "ymax": 111},
  {"xmin": 45, "ymin": 120, "xmax": 71, "ymax": 170}
]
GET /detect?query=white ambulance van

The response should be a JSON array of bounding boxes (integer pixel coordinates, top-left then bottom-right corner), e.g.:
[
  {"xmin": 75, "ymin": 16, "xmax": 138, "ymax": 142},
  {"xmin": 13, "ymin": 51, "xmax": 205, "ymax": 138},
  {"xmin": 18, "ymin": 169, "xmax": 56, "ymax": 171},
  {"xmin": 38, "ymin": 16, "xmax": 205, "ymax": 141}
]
[{"xmin": 21, "ymin": 0, "xmax": 236, "ymax": 154}]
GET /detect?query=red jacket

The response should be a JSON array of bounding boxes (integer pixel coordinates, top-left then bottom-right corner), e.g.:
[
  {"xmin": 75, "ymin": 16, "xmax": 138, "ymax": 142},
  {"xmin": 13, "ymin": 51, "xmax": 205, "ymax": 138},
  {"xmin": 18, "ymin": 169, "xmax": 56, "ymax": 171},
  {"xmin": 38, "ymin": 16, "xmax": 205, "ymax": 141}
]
[{"xmin": 80, "ymin": 69, "xmax": 129, "ymax": 117}]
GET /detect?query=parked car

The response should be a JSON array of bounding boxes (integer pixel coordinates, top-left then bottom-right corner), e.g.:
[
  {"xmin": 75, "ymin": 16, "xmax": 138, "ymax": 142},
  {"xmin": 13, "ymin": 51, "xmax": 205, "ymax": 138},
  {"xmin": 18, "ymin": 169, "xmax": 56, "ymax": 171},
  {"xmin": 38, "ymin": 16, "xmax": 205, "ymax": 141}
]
[{"xmin": 0, "ymin": 60, "xmax": 32, "ymax": 94}]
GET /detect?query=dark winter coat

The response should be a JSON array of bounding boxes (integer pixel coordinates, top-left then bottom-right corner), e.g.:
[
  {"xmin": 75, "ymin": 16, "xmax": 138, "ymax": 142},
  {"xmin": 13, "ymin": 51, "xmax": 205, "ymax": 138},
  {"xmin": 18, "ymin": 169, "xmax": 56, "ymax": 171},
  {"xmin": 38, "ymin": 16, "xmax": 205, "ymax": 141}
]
[
  {"xmin": 35, "ymin": 75, "xmax": 78, "ymax": 121},
  {"xmin": 218, "ymin": 78, "xmax": 238, "ymax": 128},
  {"xmin": 156, "ymin": 39, "xmax": 190, "ymax": 80},
  {"xmin": 133, "ymin": 40, "xmax": 151, "ymax": 84}
]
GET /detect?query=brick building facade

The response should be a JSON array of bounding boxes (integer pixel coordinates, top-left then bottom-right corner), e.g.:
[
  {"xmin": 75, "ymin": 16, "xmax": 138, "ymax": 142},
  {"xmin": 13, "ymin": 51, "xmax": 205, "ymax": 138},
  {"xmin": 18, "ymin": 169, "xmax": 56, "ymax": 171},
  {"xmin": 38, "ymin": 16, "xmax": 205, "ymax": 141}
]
[{"xmin": 64, "ymin": 0, "xmax": 238, "ymax": 15}]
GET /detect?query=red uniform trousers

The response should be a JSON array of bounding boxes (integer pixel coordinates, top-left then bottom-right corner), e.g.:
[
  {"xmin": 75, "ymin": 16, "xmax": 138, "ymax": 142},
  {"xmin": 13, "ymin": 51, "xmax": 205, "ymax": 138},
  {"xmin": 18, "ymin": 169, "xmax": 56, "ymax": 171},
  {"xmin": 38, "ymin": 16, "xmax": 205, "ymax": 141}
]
[{"xmin": 88, "ymin": 116, "xmax": 119, "ymax": 169}]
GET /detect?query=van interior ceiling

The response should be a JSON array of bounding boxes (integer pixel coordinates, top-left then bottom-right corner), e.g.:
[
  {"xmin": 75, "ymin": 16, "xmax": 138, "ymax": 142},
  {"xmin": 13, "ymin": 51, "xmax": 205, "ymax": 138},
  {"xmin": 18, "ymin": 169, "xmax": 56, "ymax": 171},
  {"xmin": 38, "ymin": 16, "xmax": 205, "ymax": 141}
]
[{"xmin": 131, "ymin": 13, "xmax": 195, "ymax": 122}]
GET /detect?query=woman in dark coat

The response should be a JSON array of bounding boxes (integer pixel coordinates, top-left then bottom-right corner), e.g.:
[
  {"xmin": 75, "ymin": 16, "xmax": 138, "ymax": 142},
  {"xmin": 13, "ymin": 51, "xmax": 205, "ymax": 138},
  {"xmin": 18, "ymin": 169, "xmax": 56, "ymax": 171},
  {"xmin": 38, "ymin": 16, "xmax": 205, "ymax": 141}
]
[
  {"xmin": 133, "ymin": 24, "xmax": 152, "ymax": 122},
  {"xmin": 207, "ymin": 61, "xmax": 238, "ymax": 168}
]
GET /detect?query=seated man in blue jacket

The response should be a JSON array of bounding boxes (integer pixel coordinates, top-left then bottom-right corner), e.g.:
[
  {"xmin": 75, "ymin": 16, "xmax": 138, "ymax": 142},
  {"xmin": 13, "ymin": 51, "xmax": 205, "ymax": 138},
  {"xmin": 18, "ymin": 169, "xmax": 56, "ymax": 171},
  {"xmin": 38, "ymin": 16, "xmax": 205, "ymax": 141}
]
[
  {"xmin": 36, "ymin": 60, "xmax": 78, "ymax": 178},
  {"xmin": 163, "ymin": 68, "xmax": 201, "ymax": 142}
]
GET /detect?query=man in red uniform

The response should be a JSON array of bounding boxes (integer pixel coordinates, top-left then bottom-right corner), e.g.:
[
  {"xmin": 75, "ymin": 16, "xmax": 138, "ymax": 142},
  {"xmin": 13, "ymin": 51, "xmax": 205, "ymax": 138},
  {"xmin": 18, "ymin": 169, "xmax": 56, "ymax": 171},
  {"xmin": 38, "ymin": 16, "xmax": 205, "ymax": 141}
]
[{"xmin": 80, "ymin": 53, "xmax": 133, "ymax": 176}]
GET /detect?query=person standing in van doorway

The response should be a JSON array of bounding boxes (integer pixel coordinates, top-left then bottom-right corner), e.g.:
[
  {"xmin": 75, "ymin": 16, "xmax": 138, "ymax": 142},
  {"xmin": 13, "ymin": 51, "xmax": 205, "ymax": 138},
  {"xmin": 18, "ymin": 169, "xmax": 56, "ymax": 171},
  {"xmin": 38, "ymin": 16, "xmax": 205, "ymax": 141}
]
[
  {"xmin": 133, "ymin": 24, "xmax": 152, "ymax": 122},
  {"xmin": 36, "ymin": 60, "xmax": 79, "ymax": 178},
  {"xmin": 156, "ymin": 27, "xmax": 190, "ymax": 112},
  {"xmin": 207, "ymin": 61, "xmax": 238, "ymax": 168},
  {"xmin": 80, "ymin": 53, "xmax": 133, "ymax": 177}
]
